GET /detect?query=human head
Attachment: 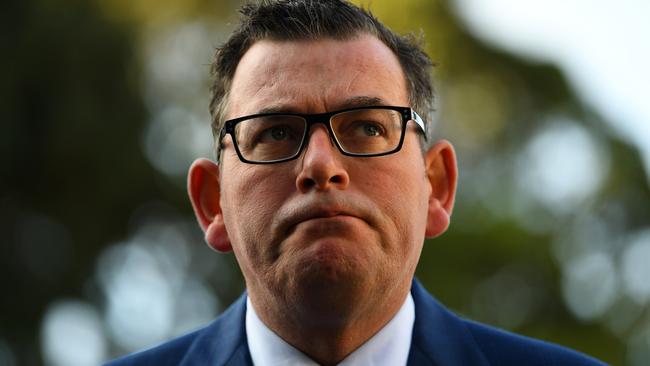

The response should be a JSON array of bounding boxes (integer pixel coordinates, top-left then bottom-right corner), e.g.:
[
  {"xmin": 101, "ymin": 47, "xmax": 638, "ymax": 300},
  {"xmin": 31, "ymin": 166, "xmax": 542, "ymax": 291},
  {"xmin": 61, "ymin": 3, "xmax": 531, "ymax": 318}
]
[
  {"xmin": 209, "ymin": 0, "xmax": 435, "ymax": 160},
  {"xmin": 189, "ymin": 2, "xmax": 457, "ymax": 362}
]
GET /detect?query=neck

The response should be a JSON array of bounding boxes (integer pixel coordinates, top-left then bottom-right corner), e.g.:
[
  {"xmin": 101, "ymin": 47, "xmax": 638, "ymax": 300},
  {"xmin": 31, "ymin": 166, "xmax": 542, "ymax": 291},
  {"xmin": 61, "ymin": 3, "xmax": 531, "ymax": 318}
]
[{"xmin": 249, "ymin": 282, "xmax": 410, "ymax": 365}]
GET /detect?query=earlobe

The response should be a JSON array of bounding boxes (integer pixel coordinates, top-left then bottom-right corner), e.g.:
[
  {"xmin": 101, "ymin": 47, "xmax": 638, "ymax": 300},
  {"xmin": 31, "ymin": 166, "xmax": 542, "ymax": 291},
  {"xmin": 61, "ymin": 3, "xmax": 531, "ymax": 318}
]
[
  {"xmin": 424, "ymin": 141, "xmax": 458, "ymax": 238},
  {"xmin": 187, "ymin": 158, "xmax": 233, "ymax": 252}
]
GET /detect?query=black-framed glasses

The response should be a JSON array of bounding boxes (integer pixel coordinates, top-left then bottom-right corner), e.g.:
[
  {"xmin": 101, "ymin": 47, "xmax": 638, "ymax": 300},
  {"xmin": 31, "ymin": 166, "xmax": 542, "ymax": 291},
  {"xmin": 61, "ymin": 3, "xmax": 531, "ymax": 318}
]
[{"xmin": 219, "ymin": 106, "xmax": 426, "ymax": 164}]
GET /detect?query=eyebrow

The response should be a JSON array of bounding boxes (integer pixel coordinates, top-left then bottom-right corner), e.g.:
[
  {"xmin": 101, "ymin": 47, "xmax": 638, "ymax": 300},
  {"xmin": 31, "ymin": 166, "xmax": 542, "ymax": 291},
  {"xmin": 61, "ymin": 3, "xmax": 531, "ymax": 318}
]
[
  {"xmin": 254, "ymin": 96, "xmax": 386, "ymax": 115},
  {"xmin": 338, "ymin": 96, "xmax": 384, "ymax": 109}
]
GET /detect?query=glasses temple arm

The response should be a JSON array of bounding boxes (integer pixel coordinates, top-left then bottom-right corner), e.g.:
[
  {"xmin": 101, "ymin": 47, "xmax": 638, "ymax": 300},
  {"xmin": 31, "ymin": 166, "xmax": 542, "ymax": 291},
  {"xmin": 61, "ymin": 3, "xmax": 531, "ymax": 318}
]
[{"xmin": 410, "ymin": 110, "xmax": 427, "ymax": 139}]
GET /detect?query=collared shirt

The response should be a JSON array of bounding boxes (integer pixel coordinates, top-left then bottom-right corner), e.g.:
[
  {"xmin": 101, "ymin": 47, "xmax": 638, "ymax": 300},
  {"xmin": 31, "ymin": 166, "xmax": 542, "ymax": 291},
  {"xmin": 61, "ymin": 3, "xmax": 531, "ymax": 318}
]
[{"xmin": 245, "ymin": 293, "xmax": 415, "ymax": 366}]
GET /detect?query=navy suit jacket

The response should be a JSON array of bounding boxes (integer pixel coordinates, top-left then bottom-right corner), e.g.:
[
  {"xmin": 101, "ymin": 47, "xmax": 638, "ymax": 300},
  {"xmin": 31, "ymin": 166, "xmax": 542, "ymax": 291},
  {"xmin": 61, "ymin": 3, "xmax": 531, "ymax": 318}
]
[{"xmin": 105, "ymin": 280, "xmax": 606, "ymax": 365}]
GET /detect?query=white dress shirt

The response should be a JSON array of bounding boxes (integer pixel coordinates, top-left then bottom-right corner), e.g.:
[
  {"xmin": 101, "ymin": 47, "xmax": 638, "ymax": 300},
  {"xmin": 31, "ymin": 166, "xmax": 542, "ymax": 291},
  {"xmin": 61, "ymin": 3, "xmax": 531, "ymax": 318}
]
[{"xmin": 246, "ymin": 293, "xmax": 415, "ymax": 366}]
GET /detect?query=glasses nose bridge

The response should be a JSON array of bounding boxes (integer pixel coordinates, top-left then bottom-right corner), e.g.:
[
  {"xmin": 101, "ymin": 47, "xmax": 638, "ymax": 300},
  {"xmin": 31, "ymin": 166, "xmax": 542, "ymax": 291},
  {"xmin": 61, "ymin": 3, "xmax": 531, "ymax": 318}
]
[
  {"xmin": 303, "ymin": 113, "xmax": 337, "ymax": 145},
  {"xmin": 304, "ymin": 112, "xmax": 333, "ymax": 130}
]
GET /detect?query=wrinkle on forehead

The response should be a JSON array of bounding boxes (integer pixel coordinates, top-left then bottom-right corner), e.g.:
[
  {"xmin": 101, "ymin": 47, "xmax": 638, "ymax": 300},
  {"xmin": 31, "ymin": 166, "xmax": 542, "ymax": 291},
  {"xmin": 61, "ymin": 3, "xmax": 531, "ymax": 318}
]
[
  {"xmin": 227, "ymin": 34, "xmax": 408, "ymax": 117},
  {"xmin": 345, "ymin": 71, "xmax": 365, "ymax": 96}
]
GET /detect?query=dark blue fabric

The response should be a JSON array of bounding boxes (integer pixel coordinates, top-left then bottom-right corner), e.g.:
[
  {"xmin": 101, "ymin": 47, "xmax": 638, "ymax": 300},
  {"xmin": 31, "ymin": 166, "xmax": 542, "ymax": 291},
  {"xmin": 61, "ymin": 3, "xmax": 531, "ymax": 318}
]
[
  {"xmin": 407, "ymin": 280, "xmax": 607, "ymax": 366},
  {"xmin": 105, "ymin": 279, "xmax": 607, "ymax": 366},
  {"xmin": 104, "ymin": 293, "xmax": 253, "ymax": 366}
]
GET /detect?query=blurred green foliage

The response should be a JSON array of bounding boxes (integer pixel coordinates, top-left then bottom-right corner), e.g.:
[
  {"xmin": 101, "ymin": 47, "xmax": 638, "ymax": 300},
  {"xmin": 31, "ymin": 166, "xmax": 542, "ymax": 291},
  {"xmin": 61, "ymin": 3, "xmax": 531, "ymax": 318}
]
[{"xmin": 2, "ymin": 0, "xmax": 157, "ymax": 362}]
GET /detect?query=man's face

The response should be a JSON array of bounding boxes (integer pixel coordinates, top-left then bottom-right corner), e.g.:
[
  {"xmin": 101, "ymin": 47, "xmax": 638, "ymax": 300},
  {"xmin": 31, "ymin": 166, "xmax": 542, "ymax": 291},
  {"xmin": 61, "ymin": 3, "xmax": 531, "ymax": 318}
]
[{"xmin": 191, "ymin": 34, "xmax": 456, "ymax": 317}]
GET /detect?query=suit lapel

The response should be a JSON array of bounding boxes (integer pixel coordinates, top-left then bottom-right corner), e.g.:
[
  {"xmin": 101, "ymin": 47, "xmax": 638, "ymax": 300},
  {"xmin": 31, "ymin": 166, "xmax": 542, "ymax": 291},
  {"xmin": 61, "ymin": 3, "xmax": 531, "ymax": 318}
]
[
  {"xmin": 408, "ymin": 280, "xmax": 490, "ymax": 366},
  {"xmin": 179, "ymin": 294, "xmax": 253, "ymax": 366},
  {"xmin": 223, "ymin": 344, "xmax": 254, "ymax": 366}
]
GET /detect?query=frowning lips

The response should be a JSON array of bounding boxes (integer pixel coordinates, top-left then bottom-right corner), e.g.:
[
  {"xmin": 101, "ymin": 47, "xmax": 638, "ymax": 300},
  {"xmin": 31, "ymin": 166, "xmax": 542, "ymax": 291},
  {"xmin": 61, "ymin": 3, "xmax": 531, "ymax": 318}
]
[{"xmin": 275, "ymin": 196, "xmax": 376, "ymax": 237}]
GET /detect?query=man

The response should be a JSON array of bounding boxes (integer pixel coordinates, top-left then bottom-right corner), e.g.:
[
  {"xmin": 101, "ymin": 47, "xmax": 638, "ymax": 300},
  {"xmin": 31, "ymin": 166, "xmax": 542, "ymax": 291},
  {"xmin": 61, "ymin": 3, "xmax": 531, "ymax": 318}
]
[{"xmin": 107, "ymin": 1, "xmax": 605, "ymax": 365}]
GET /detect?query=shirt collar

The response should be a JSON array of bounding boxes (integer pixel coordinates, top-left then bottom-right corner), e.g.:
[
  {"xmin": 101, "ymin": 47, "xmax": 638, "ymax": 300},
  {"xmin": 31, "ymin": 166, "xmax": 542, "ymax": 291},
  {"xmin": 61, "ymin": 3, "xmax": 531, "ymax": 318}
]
[{"xmin": 246, "ymin": 293, "xmax": 415, "ymax": 366}]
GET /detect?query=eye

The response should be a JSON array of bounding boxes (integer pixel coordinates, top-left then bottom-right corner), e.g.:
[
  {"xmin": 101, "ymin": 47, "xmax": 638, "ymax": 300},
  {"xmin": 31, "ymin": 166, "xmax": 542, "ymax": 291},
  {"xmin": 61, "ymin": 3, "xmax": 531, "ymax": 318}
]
[
  {"xmin": 235, "ymin": 115, "xmax": 306, "ymax": 159},
  {"xmin": 254, "ymin": 125, "xmax": 297, "ymax": 144},
  {"xmin": 362, "ymin": 123, "xmax": 382, "ymax": 137},
  {"xmin": 268, "ymin": 126, "xmax": 288, "ymax": 141},
  {"xmin": 349, "ymin": 121, "xmax": 386, "ymax": 138}
]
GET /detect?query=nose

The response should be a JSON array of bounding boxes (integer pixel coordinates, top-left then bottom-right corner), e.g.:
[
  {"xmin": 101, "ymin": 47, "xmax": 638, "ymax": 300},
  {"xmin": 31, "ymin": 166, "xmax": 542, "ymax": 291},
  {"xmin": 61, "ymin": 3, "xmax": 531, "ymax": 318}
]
[{"xmin": 296, "ymin": 126, "xmax": 350, "ymax": 193}]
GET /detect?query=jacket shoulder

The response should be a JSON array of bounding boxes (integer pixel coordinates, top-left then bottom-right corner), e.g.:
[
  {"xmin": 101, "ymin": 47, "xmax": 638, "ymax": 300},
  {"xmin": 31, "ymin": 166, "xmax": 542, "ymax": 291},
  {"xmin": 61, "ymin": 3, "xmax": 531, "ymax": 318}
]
[
  {"xmin": 104, "ymin": 329, "xmax": 200, "ymax": 366},
  {"xmin": 463, "ymin": 318, "xmax": 608, "ymax": 366},
  {"xmin": 103, "ymin": 293, "xmax": 251, "ymax": 366},
  {"xmin": 409, "ymin": 279, "xmax": 607, "ymax": 365}
]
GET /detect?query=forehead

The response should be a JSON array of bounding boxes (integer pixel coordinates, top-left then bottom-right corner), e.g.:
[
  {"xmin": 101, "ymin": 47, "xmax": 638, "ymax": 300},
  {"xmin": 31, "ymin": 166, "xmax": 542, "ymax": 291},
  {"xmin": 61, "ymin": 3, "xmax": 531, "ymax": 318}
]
[{"xmin": 227, "ymin": 34, "xmax": 408, "ymax": 118}]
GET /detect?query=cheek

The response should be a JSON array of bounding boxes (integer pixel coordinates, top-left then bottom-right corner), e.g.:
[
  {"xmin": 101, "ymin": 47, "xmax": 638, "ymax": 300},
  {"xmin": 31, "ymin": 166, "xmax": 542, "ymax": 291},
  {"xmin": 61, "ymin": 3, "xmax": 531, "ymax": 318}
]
[
  {"xmin": 359, "ymin": 158, "xmax": 429, "ymax": 244},
  {"xmin": 221, "ymin": 167, "xmax": 294, "ymax": 258}
]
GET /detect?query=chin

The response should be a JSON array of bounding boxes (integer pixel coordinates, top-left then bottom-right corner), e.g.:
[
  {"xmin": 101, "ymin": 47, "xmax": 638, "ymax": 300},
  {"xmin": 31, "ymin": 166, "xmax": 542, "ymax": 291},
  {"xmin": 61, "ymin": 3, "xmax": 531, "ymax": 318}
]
[
  {"xmin": 290, "ymin": 251, "xmax": 372, "ymax": 309},
  {"xmin": 296, "ymin": 238, "xmax": 368, "ymax": 281},
  {"xmin": 272, "ymin": 235, "xmax": 380, "ymax": 310}
]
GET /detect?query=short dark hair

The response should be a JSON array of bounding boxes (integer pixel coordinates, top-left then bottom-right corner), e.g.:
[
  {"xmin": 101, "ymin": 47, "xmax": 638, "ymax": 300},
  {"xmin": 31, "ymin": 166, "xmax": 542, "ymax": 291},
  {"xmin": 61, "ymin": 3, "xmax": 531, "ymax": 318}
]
[{"xmin": 209, "ymin": 0, "xmax": 435, "ymax": 157}]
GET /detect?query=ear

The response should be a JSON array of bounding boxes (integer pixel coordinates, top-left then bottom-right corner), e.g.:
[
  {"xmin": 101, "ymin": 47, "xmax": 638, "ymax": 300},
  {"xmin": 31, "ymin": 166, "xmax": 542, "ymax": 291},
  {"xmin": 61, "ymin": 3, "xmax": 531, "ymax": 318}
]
[
  {"xmin": 424, "ymin": 140, "xmax": 458, "ymax": 238},
  {"xmin": 187, "ymin": 158, "xmax": 232, "ymax": 252}
]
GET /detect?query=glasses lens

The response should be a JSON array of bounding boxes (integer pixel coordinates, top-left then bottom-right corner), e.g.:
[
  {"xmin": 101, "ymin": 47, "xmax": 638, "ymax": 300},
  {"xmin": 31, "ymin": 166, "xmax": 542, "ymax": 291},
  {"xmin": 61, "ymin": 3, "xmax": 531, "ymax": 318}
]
[
  {"xmin": 331, "ymin": 109, "xmax": 403, "ymax": 154},
  {"xmin": 234, "ymin": 115, "xmax": 306, "ymax": 162}
]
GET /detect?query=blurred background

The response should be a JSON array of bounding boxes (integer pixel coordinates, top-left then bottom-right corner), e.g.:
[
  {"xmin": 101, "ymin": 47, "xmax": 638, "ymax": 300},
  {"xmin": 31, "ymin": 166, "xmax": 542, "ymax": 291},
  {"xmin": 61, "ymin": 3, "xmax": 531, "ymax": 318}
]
[{"xmin": 2, "ymin": 0, "xmax": 649, "ymax": 364}]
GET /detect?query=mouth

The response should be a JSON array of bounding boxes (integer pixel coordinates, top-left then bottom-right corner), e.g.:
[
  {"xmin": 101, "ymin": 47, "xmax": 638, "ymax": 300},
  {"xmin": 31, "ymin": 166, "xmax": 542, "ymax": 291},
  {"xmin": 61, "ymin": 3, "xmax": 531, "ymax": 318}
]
[
  {"xmin": 294, "ymin": 209, "xmax": 350, "ymax": 225},
  {"xmin": 283, "ymin": 205, "xmax": 365, "ymax": 236}
]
